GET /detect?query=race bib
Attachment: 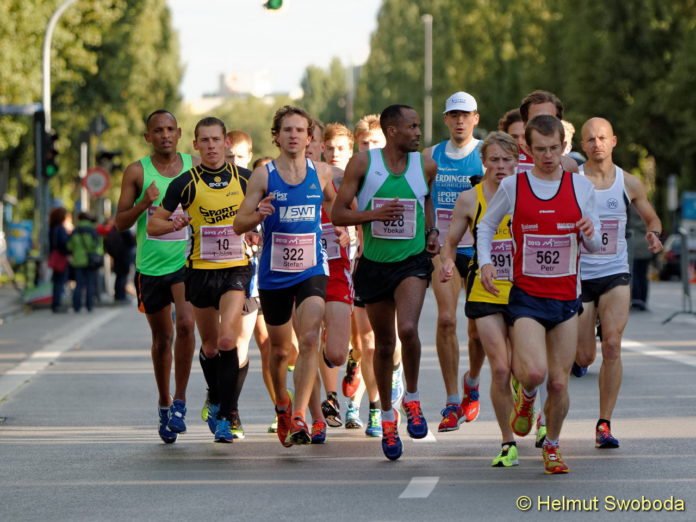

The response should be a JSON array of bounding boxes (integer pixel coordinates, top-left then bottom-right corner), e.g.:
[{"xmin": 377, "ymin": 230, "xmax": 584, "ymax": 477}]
[
  {"xmin": 371, "ymin": 198, "xmax": 417, "ymax": 239},
  {"xmin": 146, "ymin": 205, "xmax": 189, "ymax": 241},
  {"xmin": 490, "ymin": 239, "xmax": 513, "ymax": 280},
  {"xmin": 320, "ymin": 223, "xmax": 341, "ymax": 260},
  {"xmin": 270, "ymin": 232, "xmax": 316, "ymax": 272},
  {"xmin": 436, "ymin": 208, "xmax": 473, "ymax": 247},
  {"xmin": 522, "ymin": 234, "xmax": 577, "ymax": 277},
  {"xmin": 200, "ymin": 225, "xmax": 244, "ymax": 262},
  {"xmin": 580, "ymin": 219, "xmax": 618, "ymax": 255}
]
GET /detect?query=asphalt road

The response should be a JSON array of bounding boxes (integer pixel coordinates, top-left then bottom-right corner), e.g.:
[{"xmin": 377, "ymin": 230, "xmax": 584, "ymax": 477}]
[{"xmin": 1, "ymin": 281, "xmax": 695, "ymax": 521}]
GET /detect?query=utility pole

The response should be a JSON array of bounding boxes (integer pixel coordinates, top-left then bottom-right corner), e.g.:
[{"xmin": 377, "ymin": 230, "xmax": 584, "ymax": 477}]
[{"xmin": 422, "ymin": 14, "xmax": 433, "ymax": 148}]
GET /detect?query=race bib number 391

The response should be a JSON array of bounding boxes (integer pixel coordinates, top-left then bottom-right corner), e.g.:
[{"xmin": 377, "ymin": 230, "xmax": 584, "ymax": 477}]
[{"xmin": 371, "ymin": 198, "xmax": 417, "ymax": 239}]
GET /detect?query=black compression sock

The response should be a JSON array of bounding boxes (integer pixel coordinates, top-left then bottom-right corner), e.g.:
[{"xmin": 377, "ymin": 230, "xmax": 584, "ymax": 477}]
[
  {"xmin": 199, "ymin": 348, "xmax": 220, "ymax": 404},
  {"xmin": 231, "ymin": 360, "xmax": 249, "ymax": 411},
  {"xmin": 218, "ymin": 349, "xmax": 240, "ymax": 417}
]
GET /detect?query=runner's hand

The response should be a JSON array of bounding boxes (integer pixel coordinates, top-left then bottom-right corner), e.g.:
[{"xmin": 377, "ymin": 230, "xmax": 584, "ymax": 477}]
[
  {"xmin": 426, "ymin": 229, "xmax": 440, "ymax": 255},
  {"xmin": 576, "ymin": 217, "xmax": 594, "ymax": 239},
  {"xmin": 440, "ymin": 258, "xmax": 455, "ymax": 282},
  {"xmin": 256, "ymin": 194, "xmax": 275, "ymax": 220},
  {"xmin": 480, "ymin": 264, "xmax": 500, "ymax": 297},
  {"xmin": 371, "ymin": 198, "xmax": 404, "ymax": 221},
  {"xmin": 334, "ymin": 226, "xmax": 350, "ymax": 247},
  {"xmin": 144, "ymin": 181, "xmax": 159, "ymax": 205},
  {"xmin": 171, "ymin": 213, "xmax": 190, "ymax": 231}
]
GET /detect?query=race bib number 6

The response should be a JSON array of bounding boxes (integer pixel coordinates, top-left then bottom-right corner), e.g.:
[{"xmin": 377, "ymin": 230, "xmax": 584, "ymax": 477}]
[
  {"xmin": 580, "ymin": 218, "xmax": 619, "ymax": 255},
  {"xmin": 371, "ymin": 198, "xmax": 417, "ymax": 239}
]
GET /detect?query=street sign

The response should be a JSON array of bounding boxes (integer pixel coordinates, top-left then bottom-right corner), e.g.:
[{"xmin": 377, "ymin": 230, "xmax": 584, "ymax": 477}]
[{"xmin": 83, "ymin": 167, "xmax": 110, "ymax": 197}]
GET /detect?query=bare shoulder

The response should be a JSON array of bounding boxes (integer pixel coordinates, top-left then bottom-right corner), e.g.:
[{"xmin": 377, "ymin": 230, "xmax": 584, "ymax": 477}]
[
  {"xmin": 622, "ymin": 169, "xmax": 646, "ymax": 199},
  {"xmin": 422, "ymin": 145, "xmax": 434, "ymax": 160},
  {"xmin": 422, "ymin": 153, "xmax": 438, "ymax": 179},
  {"xmin": 121, "ymin": 160, "xmax": 144, "ymax": 188},
  {"xmin": 455, "ymin": 186, "xmax": 477, "ymax": 215}
]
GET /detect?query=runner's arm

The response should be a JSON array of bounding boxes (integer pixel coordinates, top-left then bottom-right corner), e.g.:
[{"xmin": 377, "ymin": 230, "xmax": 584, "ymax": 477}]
[
  {"xmin": 146, "ymin": 180, "xmax": 187, "ymax": 237},
  {"xmin": 423, "ymin": 155, "xmax": 439, "ymax": 254},
  {"xmin": 625, "ymin": 171, "xmax": 663, "ymax": 253},
  {"xmin": 114, "ymin": 161, "xmax": 151, "ymax": 231},
  {"xmin": 575, "ymin": 176, "xmax": 601, "ymax": 252},
  {"xmin": 233, "ymin": 167, "xmax": 271, "ymax": 235},
  {"xmin": 477, "ymin": 179, "xmax": 514, "ymax": 295}
]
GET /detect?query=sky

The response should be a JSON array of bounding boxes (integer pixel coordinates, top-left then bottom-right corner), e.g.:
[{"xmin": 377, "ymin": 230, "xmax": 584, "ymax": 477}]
[{"xmin": 167, "ymin": 0, "xmax": 383, "ymax": 101}]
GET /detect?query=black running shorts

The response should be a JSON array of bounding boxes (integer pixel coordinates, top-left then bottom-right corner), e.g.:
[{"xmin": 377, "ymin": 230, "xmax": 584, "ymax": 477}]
[{"xmin": 135, "ymin": 267, "xmax": 186, "ymax": 315}]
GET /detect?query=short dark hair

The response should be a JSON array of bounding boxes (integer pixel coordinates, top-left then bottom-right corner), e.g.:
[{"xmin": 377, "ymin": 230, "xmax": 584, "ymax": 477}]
[
  {"xmin": 194, "ymin": 116, "xmax": 226, "ymax": 139},
  {"xmin": 145, "ymin": 109, "xmax": 177, "ymax": 129},
  {"xmin": 519, "ymin": 91, "xmax": 564, "ymax": 122},
  {"xmin": 271, "ymin": 105, "xmax": 314, "ymax": 146},
  {"xmin": 498, "ymin": 109, "xmax": 523, "ymax": 132},
  {"xmin": 525, "ymin": 115, "xmax": 565, "ymax": 147},
  {"xmin": 379, "ymin": 104, "xmax": 414, "ymax": 134}
]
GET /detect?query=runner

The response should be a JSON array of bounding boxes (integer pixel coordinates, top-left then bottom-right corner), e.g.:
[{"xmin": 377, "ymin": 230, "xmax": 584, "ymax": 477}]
[
  {"xmin": 440, "ymin": 131, "xmax": 518, "ymax": 466},
  {"xmin": 114, "ymin": 109, "xmax": 197, "ymax": 444},
  {"xmin": 226, "ymin": 130, "xmax": 254, "ymax": 169},
  {"xmin": 148, "ymin": 116, "xmax": 252, "ymax": 443},
  {"xmin": 234, "ymin": 105, "xmax": 338, "ymax": 446},
  {"xmin": 574, "ymin": 117, "xmax": 662, "ymax": 448},
  {"xmin": 476, "ymin": 115, "xmax": 601, "ymax": 474},
  {"xmin": 423, "ymin": 91, "xmax": 486, "ymax": 432},
  {"xmin": 498, "ymin": 109, "xmax": 532, "ymax": 173},
  {"xmin": 332, "ymin": 104, "xmax": 439, "ymax": 460}
]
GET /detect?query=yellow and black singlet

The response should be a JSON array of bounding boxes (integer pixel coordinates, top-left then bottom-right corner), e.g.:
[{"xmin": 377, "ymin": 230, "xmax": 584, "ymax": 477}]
[
  {"xmin": 466, "ymin": 183, "xmax": 512, "ymax": 304},
  {"xmin": 161, "ymin": 162, "xmax": 250, "ymax": 270}
]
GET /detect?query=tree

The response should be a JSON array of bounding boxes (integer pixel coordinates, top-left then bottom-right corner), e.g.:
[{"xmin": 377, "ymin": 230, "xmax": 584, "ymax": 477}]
[{"xmin": 299, "ymin": 57, "xmax": 348, "ymax": 125}]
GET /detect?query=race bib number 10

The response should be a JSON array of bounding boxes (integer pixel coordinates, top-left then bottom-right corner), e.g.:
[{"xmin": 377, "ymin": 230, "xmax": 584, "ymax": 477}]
[{"xmin": 200, "ymin": 225, "xmax": 244, "ymax": 262}]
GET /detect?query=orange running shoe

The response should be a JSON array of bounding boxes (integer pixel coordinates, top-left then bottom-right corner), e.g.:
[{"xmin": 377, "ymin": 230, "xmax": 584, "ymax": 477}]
[{"xmin": 543, "ymin": 443, "xmax": 569, "ymax": 474}]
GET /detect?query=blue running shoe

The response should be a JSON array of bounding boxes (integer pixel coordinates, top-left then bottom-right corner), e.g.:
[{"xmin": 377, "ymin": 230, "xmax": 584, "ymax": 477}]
[
  {"xmin": 158, "ymin": 407, "xmax": 177, "ymax": 444},
  {"xmin": 345, "ymin": 401, "xmax": 363, "ymax": 429},
  {"xmin": 311, "ymin": 420, "xmax": 327, "ymax": 444},
  {"xmin": 596, "ymin": 422, "xmax": 620, "ymax": 448},
  {"xmin": 365, "ymin": 409, "xmax": 383, "ymax": 437},
  {"xmin": 391, "ymin": 364, "xmax": 404, "ymax": 405},
  {"xmin": 207, "ymin": 403, "xmax": 220, "ymax": 434},
  {"xmin": 402, "ymin": 399, "xmax": 428, "ymax": 439},
  {"xmin": 381, "ymin": 410, "xmax": 402, "ymax": 460},
  {"xmin": 214, "ymin": 418, "xmax": 234, "ymax": 443},
  {"xmin": 167, "ymin": 399, "xmax": 187, "ymax": 433},
  {"xmin": 571, "ymin": 362, "xmax": 588, "ymax": 378}
]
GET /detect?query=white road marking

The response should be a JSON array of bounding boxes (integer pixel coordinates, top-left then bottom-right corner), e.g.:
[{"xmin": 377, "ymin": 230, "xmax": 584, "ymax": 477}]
[
  {"xmin": 623, "ymin": 339, "xmax": 696, "ymax": 368},
  {"xmin": 0, "ymin": 310, "xmax": 121, "ymax": 400},
  {"xmin": 399, "ymin": 476, "xmax": 439, "ymax": 498}
]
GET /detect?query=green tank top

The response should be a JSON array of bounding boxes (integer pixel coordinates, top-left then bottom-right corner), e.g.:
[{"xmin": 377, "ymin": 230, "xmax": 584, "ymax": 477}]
[
  {"xmin": 135, "ymin": 153, "xmax": 193, "ymax": 275},
  {"xmin": 357, "ymin": 149, "xmax": 429, "ymax": 263}
]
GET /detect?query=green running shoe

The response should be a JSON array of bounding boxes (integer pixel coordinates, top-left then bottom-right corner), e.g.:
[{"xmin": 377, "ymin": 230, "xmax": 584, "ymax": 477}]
[{"xmin": 492, "ymin": 443, "xmax": 519, "ymax": 467}]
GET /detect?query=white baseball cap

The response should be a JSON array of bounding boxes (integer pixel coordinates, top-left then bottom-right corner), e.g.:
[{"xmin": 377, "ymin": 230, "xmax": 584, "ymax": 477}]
[{"xmin": 443, "ymin": 92, "xmax": 477, "ymax": 113}]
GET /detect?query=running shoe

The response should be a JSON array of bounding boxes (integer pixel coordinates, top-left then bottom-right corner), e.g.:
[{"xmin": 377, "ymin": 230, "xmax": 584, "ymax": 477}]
[
  {"xmin": 342, "ymin": 349, "xmax": 362, "ymax": 398},
  {"xmin": 311, "ymin": 420, "xmax": 327, "ymax": 444},
  {"xmin": 229, "ymin": 410, "xmax": 245, "ymax": 440},
  {"xmin": 321, "ymin": 396, "xmax": 343, "ymax": 427},
  {"xmin": 543, "ymin": 442, "xmax": 569, "ymax": 474},
  {"xmin": 214, "ymin": 417, "xmax": 234, "ymax": 443},
  {"xmin": 402, "ymin": 399, "xmax": 428, "ymax": 439},
  {"xmin": 365, "ymin": 409, "xmax": 382, "ymax": 437},
  {"xmin": 596, "ymin": 422, "xmax": 620, "ymax": 449},
  {"xmin": 460, "ymin": 372, "xmax": 480, "ymax": 422},
  {"xmin": 510, "ymin": 388, "xmax": 536, "ymax": 437},
  {"xmin": 535, "ymin": 424, "xmax": 547, "ymax": 448},
  {"xmin": 571, "ymin": 362, "xmax": 588, "ymax": 378},
  {"xmin": 158, "ymin": 407, "xmax": 177, "ymax": 444},
  {"xmin": 167, "ymin": 399, "xmax": 187, "ymax": 433},
  {"xmin": 437, "ymin": 402, "xmax": 462, "ymax": 432},
  {"xmin": 206, "ymin": 403, "xmax": 220, "ymax": 435},
  {"xmin": 345, "ymin": 401, "xmax": 363, "ymax": 429},
  {"xmin": 201, "ymin": 395, "xmax": 210, "ymax": 422},
  {"xmin": 287, "ymin": 416, "xmax": 311, "ymax": 445},
  {"xmin": 391, "ymin": 364, "xmax": 404, "ymax": 405},
  {"xmin": 381, "ymin": 410, "xmax": 402, "ymax": 461},
  {"xmin": 267, "ymin": 415, "xmax": 278, "ymax": 433},
  {"xmin": 491, "ymin": 443, "xmax": 519, "ymax": 467},
  {"xmin": 276, "ymin": 400, "xmax": 293, "ymax": 448}
]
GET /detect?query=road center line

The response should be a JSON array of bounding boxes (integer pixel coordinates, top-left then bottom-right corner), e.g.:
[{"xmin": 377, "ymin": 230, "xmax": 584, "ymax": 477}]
[{"xmin": 399, "ymin": 476, "xmax": 439, "ymax": 499}]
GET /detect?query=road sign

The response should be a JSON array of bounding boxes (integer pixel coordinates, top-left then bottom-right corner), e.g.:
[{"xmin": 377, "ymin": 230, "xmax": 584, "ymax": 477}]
[{"xmin": 83, "ymin": 167, "xmax": 110, "ymax": 197}]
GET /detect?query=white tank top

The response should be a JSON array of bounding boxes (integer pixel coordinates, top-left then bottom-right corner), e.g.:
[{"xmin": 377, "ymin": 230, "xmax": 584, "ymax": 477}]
[{"xmin": 579, "ymin": 165, "xmax": 630, "ymax": 279}]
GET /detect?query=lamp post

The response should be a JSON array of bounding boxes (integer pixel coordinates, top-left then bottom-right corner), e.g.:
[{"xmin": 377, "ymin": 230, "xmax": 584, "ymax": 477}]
[{"xmin": 422, "ymin": 14, "xmax": 433, "ymax": 148}]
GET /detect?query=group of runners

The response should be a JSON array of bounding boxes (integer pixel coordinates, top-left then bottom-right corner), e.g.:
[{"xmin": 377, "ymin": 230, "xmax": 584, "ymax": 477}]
[{"xmin": 115, "ymin": 88, "xmax": 663, "ymax": 474}]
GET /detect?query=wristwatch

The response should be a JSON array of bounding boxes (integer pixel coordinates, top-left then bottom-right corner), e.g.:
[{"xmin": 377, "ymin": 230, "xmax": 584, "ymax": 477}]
[
  {"xmin": 650, "ymin": 230, "xmax": 662, "ymax": 240},
  {"xmin": 426, "ymin": 227, "xmax": 439, "ymax": 236}
]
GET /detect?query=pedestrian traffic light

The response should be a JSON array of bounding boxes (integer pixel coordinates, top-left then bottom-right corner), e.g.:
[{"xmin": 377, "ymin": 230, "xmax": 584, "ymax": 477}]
[
  {"xmin": 43, "ymin": 130, "xmax": 59, "ymax": 178},
  {"xmin": 264, "ymin": 0, "xmax": 283, "ymax": 9}
]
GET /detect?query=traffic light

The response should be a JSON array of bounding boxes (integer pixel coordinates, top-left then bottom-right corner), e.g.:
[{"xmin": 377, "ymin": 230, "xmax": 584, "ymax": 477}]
[
  {"xmin": 43, "ymin": 130, "xmax": 59, "ymax": 178},
  {"xmin": 264, "ymin": 0, "xmax": 282, "ymax": 9}
]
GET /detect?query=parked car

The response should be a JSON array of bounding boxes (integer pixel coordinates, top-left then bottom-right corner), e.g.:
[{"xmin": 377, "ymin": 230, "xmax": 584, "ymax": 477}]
[{"xmin": 655, "ymin": 234, "xmax": 696, "ymax": 280}]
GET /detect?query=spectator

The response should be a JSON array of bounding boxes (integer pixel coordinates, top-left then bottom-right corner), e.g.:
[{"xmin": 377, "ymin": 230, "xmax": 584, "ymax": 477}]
[
  {"xmin": 68, "ymin": 212, "xmax": 103, "ymax": 312},
  {"xmin": 48, "ymin": 207, "xmax": 71, "ymax": 313},
  {"xmin": 104, "ymin": 219, "xmax": 135, "ymax": 303}
]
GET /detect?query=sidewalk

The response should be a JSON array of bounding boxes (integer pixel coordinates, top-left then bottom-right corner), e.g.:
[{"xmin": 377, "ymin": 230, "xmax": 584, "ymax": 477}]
[{"xmin": 0, "ymin": 283, "xmax": 26, "ymax": 322}]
